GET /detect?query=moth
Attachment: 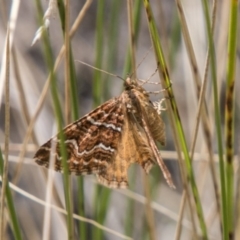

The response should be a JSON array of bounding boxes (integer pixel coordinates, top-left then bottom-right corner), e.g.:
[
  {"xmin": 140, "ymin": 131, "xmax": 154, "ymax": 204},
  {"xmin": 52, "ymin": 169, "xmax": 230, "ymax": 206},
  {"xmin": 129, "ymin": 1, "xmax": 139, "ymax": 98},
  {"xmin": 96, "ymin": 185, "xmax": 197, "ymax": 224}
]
[{"xmin": 34, "ymin": 77, "xmax": 174, "ymax": 188}]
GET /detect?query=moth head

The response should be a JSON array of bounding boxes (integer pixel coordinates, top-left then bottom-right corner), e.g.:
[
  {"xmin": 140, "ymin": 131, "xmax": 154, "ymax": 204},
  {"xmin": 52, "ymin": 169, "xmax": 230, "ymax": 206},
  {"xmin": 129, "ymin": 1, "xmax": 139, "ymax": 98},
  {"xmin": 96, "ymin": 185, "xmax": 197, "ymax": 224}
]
[
  {"xmin": 124, "ymin": 77, "xmax": 136, "ymax": 89},
  {"xmin": 124, "ymin": 77, "xmax": 149, "ymax": 97}
]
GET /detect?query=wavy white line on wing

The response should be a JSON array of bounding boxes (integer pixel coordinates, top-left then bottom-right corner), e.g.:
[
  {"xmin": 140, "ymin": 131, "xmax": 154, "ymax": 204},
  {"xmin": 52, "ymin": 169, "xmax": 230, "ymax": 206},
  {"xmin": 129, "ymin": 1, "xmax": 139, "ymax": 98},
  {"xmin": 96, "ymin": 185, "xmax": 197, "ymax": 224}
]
[
  {"xmin": 86, "ymin": 116, "xmax": 122, "ymax": 132},
  {"xmin": 65, "ymin": 139, "xmax": 115, "ymax": 157}
]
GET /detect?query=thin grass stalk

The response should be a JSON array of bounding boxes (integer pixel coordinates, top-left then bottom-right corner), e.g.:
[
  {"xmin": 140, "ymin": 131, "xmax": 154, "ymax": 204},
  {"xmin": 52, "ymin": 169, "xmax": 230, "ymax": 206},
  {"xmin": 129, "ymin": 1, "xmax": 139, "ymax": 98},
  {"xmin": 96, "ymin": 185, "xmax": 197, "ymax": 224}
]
[
  {"xmin": 90, "ymin": 2, "xmax": 123, "ymax": 238},
  {"xmin": 142, "ymin": 1, "xmax": 208, "ymax": 239},
  {"xmin": 190, "ymin": 1, "xmax": 222, "ymax": 234},
  {"xmin": 168, "ymin": 13, "xmax": 181, "ymax": 69},
  {"xmin": 104, "ymin": 1, "xmax": 122, "ymax": 99},
  {"xmin": 92, "ymin": 1, "xmax": 109, "ymax": 240},
  {"xmin": 0, "ymin": 9, "xmax": 22, "ymax": 237},
  {"xmin": 95, "ymin": 188, "xmax": 112, "ymax": 237},
  {"xmin": 14, "ymin": 0, "xmax": 92, "ymax": 186},
  {"xmin": 123, "ymin": 0, "xmax": 142, "ymax": 237},
  {"xmin": 165, "ymin": 4, "xmax": 199, "ymax": 238},
  {"xmin": 44, "ymin": 1, "xmax": 88, "ymax": 238},
  {"xmin": 155, "ymin": 1, "xmax": 169, "ymax": 58},
  {"xmin": 188, "ymin": 41, "xmax": 220, "ymax": 237},
  {"xmin": 69, "ymin": 0, "xmax": 93, "ymax": 37},
  {"xmin": 174, "ymin": 190, "xmax": 188, "ymax": 240},
  {"xmin": 13, "ymin": 56, "xmax": 55, "ymax": 185},
  {"xmin": 62, "ymin": 2, "xmax": 86, "ymax": 238},
  {"xmin": 0, "ymin": 27, "xmax": 10, "ymax": 240},
  {"xmin": 0, "ymin": 1, "xmax": 7, "ymax": 26},
  {"xmin": 48, "ymin": 53, "xmax": 75, "ymax": 239},
  {"xmin": 123, "ymin": 0, "xmax": 142, "ymax": 76},
  {"xmin": 64, "ymin": 0, "xmax": 70, "ymax": 124},
  {"xmin": 13, "ymin": 3, "xmax": 92, "ymax": 235},
  {"xmin": 93, "ymin": 0, "xmax": 104, "ymax": 106},
  {"xmin": 57, "ymin": 0, "xmax": 65, "ymax": 28},
  {"xmin": 34, "ymin": 0, "xmax": 74, "ymax": 238},
  {"xmin": 3, "ymin": 177, "xmax": 132, "ymax": 240},
  {"xmin": 120, "ymin": 186, "xmax": 194, "ymax": 228},
  {"xmin": 143, "ymin": 174, "xmax": 156, "ymax": 240},
  {"xmin": 175, "ymin": 0, "xmax": 203, "ymax": 93},
  {"xmin": 201, "ymin": 1, "xmax": 228, "ymax": 239},
  {"xmin": 68, "ymin": 51, "xmax": 86, "ymax": 240},
  {"xmin": 12, "ymin": 48, "xmax": 38, "ymax": 145},
  {"xmin": 166, "ymin": 17, "xmax": 199, "ymax": 234},
  {"xmin": 124, "ymin": 178, "xmax": 135, "ymax": 237},
  {"xmin": 174, "ymin": 156, "xmax": 198, "ymax": 239},
  {"xmin": 42, "ymin": 146, "xmax": 56, "ymax": 240},
  {"xmin": 63, "ymin": 0, "xmax": 77, "ymax": 238},
  {"xmin": 69, "ymin": 53, "xmax": 79, "ymax": 120},
  {"xmin": 127, "ymin": 1, "xmax": 140, "ymax": 238},
  {"xmin": 200, "ymin": 0, "xmax": 222, "ymax": 232},
  {"xmin": 175, "ymin": 1, "xmax": 219, "ymax": 211},
  {"xmin": 128, "ymin": 1, "xmax": 156, "ymax": 237},
  {"xmin": 235, "ymin": 155, "xmax": 240, "ymax": 237},
  {"xmin": 225, "ymin": 1, "xmax": 238, "ymax": 238},
  {"xmin": 176, "ymin": 0, "xmax": 221, "ymax": 237},
  {"xmin": 147, "ymin": 166, "xmax": 169, "ymax": 232},
  {"xmin": 171, "ymin": 95, "xmax": 199, "ymax": 238},
  {"xmin": 0, "ymin": 150, "xmax": 22, "ymax": 240},
  {"xmin": 127, "ymin": 0, "xmax": 137, "ymax": 78},
  {"xmin": 77, "ymin": 176, "xmax": 86, "ymax": 240}
]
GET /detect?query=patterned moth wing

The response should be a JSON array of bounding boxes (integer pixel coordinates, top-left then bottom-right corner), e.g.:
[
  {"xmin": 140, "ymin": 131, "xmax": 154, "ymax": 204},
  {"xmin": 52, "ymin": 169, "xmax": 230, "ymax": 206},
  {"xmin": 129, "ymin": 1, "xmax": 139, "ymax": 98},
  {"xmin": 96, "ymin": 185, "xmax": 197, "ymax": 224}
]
[
  {"xmin": 34, "ymin": 77, "xmax": 174, "ymax": 188},
  {"xmin": 34, "ymin": 98, "xmax": 127, "ymax": 187},
  {"xmin": 123, "ymin": 78, "xmax": 174, "ymax": 188}
]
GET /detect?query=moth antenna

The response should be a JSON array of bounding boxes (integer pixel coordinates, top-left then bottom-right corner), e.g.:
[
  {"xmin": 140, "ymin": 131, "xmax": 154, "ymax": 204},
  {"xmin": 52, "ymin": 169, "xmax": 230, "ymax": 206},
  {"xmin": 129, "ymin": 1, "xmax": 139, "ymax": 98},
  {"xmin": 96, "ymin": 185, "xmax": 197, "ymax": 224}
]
[
  {"xmin": 138, "ymin": 79, "xmax": 161, "ymax": 85},
  {"xmin": 139, "ymin": 64, "xmax": 159, "ymax": 86},
  {"xmin": 136, "ymin": 46, "xmax": 153, "ymax": 70},
  {"xmin": 76, "ymin": 60, "xmax": 125, "ymax": 82},
  {"xmin": 129, "ymin": 46, "xmax": 153, "ymax": 80}
]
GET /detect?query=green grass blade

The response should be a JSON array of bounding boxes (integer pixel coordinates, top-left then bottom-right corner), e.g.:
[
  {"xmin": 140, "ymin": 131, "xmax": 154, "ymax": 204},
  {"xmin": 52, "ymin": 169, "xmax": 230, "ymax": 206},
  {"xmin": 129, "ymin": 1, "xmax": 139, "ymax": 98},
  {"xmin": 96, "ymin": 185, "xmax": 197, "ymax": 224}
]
[
  {"xmin": 225, "ymin": 0, "xmax": 238, "ymax": 239},
  {"xmin": 142, "ymin": 1, "xmax": 208, "ymax": 238},
  {"xmin": 122, "ymin": 0, "xmax": 142, "ymax": 237},
  {"xmin": 56, "ymin": 1, "xmax": 87, "ymax": 238},
  {"xmin": 123, "ymin": 0, "xmax": 142, "ymax": 76},
  {"xmin": 0, "ymin": 149, "xmax": 23, "ymax": 240},
  {"xmin": 93, "ymin": 0, "xmax": 104, "ymax": 106},
  {"xmin": 201, "ymin": 1, "xmax": 228, "ymax": 239},
  {"xmin": 104, "ymin": 0, "xmax": 123, "ymax": 99},
  {"xmin": 92, "ymin": 1, "xmax": 110, "ymax": 240},
  {"xmin": 35, "ymin": 0, "xmax": 74, "ymax": 238},
  {"xmin": 0, "ymin": 28, "xmax": 10, "ymax": 240},
  {"xmin": 49, "ymin": 52, "xmax": 74, "ymax": 240},
  {"xmin": 68, "ymin": 54, "xmax": 86, "ymax": 239}
]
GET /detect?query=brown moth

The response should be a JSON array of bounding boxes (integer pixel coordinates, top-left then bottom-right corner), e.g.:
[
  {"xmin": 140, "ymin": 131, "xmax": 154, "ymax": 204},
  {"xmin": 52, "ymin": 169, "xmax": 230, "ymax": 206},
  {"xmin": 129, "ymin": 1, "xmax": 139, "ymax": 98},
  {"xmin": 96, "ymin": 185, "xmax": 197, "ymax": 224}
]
[{"xmin": 34, "ymin": 77, "xmax": 174, "ymax": 188}]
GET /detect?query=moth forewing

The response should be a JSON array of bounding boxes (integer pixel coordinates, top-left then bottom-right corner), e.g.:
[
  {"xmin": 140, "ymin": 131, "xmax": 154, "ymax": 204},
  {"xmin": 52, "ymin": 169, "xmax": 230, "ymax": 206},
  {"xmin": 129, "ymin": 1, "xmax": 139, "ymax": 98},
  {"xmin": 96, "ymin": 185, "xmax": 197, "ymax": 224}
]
[
  {"xmin": 140, "ymin": 112, "xmax": 175, "ymax": 188},
  {"xmin": 129, "ymin": 82, "xmax": 174, "ymax": 188},
  {"xmin": 146, "ymin": 104, "xmax": 166, "ymax": 146}
]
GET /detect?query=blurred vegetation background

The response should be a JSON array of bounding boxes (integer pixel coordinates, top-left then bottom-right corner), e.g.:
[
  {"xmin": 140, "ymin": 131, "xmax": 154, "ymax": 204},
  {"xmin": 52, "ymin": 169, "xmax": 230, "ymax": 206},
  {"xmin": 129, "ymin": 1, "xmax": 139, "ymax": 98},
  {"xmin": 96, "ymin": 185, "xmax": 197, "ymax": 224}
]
[{"xmin": 0, "ymin": 0, "xmax": 239, "ymax": 240}]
